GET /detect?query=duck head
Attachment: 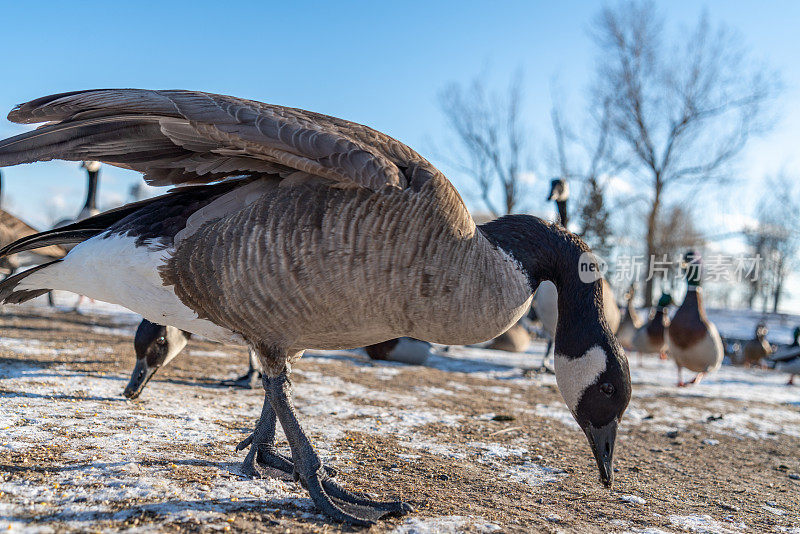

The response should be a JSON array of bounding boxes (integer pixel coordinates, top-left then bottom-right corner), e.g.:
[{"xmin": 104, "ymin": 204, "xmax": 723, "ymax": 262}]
[
  {"xmin": 755, "ymin": 322, "xmax": 768, "ymax": 341},
  {"xmin": 480, "ymin": 215, "xmax": 631, "ymax": 487},
  {"xmin": 124, "ymin": 319, "xmax": 189, "ymax": 399}
]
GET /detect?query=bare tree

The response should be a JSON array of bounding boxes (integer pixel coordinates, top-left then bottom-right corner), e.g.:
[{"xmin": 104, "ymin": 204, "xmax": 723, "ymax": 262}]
[
  {"xmin": 652, "ymin": 204, "xmax": 705, "ymax": 293},
  {"xmin": 592, "ymin": 1, "xmax": 777, "ymax": 305},
  {"xmin": 745, "ymin": 175, "xmax": 799, "ymax": 312},
  {"xmin": 438, "ymin": 71, "xmax": 528, "ymax": 216}
]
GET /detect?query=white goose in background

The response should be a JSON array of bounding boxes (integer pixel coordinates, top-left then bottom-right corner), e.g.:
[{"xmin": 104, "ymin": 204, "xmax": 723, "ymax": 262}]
[
  {"xmin": 0, "ymin": 89, "xmax": 631, "ymax": 526},
  {"xmin": 533, "ymin": 178, "xmax": 620, "ymax": 365},
  {"xmin": 0, "ymin": 170, "xmax": 65, "ymax": 277}
]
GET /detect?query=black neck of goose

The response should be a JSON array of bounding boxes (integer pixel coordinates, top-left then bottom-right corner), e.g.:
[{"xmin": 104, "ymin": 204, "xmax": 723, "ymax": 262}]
[
  {"xmin": 480, "ymin": 214, "xmax": 608, "ymax": 357},
  {"xmin": 556, "ymin": 200, "xmax": 568, "ymax": 228},
  {"xmin": 84, "ymin": 170, "xmax": 99, "ymax": 212}
]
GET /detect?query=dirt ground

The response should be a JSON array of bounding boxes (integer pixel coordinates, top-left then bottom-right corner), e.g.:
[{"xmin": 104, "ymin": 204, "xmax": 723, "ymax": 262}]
[{"xmin": 1, "ymin": 302, "xmax": 799, "ymax": 533}]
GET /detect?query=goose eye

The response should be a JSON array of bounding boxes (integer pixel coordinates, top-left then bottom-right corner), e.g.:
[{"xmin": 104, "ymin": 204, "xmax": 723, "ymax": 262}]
[
  {"xmin": 600, "ymin": 383, "xmax": 615, "ymax": 396},
  {"xmin": 156, "ymin": 336, "xmax": 167, "ymax": 345}
]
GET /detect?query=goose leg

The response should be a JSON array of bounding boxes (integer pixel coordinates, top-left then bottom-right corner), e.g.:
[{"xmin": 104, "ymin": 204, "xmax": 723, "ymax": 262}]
[
  {"xmin": 676, "ymin": 365, "xmax": 686, "ymax": 387},
  {"xmin": 265, "ymin": 370, "xmax": 412, "ymax": 525},
  {"xmin": 237, "ymin": 391, "xmax": 337, "ymax": 480},
  {"xmin": 237, "ymin": 396, "xmax": 294, "ymax": 479},
  {"xmin": 222, "ymin": 348, "xmax": 263, "ymax": 388}
]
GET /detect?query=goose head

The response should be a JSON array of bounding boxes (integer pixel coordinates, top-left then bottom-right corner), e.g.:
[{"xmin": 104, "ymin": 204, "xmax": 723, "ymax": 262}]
[
  {"xmin": 480, "ymin": 215, "xmax": 630, "ymax": 487},
  {"xmin": 124, "ymin": 319, "xmax": 189, "ymax": 399},
  {"xmin": 547, "ymin": 178, "xmax": 569, "ymax": 202}
]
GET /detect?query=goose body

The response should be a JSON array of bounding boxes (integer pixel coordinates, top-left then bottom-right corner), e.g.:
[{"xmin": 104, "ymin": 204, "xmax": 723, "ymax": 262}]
[
  {"xmin": 37, "ymin": 180, "xmax": 533, "ymax": 357},
  {"xmin": 0, "ymin": 89, "xmax": 631, "ymax": 525},
  {"xmin": 666, "ymin": 252, "xmax": 723, "ymax": 386}
]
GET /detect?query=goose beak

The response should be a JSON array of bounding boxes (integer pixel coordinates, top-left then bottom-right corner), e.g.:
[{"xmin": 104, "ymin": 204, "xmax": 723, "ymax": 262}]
[
  {"xmin": 584, "ymin": 421, "xmax": 618, "ymax": 487},
  {"xmin": 123, "ymin": 359, "xmax": 157, "ymax": 399}
]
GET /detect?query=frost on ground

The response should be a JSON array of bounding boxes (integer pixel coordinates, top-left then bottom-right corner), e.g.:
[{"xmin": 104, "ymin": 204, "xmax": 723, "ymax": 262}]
[{"xmin": 0, "ymin": 297, "xmax": 799, "ymax": 533}]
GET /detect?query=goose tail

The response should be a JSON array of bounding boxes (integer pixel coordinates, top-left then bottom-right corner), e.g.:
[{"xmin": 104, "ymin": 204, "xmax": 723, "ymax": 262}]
[{"xmin": 0, "ymin": 259, "xmax": 62, "ymax": 304}]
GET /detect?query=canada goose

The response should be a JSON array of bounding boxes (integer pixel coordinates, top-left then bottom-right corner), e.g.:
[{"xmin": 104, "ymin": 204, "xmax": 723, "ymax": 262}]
[
  {"xmin": 126, "ymin": 322, "xmax": 428, "ymax": 399},
  {"xmin": 666, "ymin": 252, "xmax": 724, "ymax": 386},
  {"xmin": 0, "ymin": 89, "xmax": 631, "ymax": 525},
  {"xmin": 742, "ymin": 322, "xmax": 772, "ymax": 367},
  {"xmin": 631, "ymin": 292, "xmax": 672, "ymax": 358},
  {"xmin": 770, "ymin": 327, "xmax": 800, "ymax": 385},
  {"xmin": 124, "ymin": 319, "xmax": 263, "ymax": 399},
  {"xmin": 616, "ymin": 284, "xmax": 643, "ymax": 351},
  {"xmin": 0, "ymin": 171, "xmax": 66, "ymax": 276},
  {"xmin": 531, "ymin": 179, "xmax": 620, "ymax": 365}
]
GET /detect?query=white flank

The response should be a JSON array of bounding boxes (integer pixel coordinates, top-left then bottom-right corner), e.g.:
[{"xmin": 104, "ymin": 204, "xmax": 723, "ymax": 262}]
[
  {"xmin": 17, "ymin": 232, "xmax": 242, "ymax": 343},
  {"xmin": 554, "ymin": 345, "xmax": 607, "ymax": 413}
]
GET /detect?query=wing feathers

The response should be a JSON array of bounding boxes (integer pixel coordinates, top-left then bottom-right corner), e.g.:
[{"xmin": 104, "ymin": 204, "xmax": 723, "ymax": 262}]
[{"xmin": 3, "ymin": 89, "xmax": 434, "ymax": 191}]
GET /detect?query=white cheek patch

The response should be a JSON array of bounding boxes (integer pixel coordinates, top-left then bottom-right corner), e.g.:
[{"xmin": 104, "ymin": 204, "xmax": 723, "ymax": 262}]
[
  {"xmin": 554, "ymin": 345, "xmax": 608, "ymax": 413},
  {"xmin": 162, "ymin": 326, "xmax": 189, "ymax": 367}
]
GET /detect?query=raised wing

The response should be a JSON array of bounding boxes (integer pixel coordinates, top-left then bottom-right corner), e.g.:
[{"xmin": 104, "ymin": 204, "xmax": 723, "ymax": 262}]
[{"xmin": 0, "ymin": 89, "xmax": 441, "ymax": 192}]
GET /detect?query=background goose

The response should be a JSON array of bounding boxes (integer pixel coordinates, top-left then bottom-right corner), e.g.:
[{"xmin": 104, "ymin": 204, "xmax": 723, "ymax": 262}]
[
  {"xmin": 531, "ymin": 179, "xmax": 620, "ymax": 365},
  {"xmin": 0, "ymin": 171, "xmax": 66, "ymax": 277},
  {"xmin": 616, "ymin": 283, "xmax": 643, "ymax": 350},
  {"xmin": 126, "ymin": 322, "xmax": 431, "ymax": 399},
  {"xmin": 0, "ymin": 89, "xmax": 631, "ymax": 526},
  {"xmin": 666, "ymin": 251, "xmax": 724, "ymax": 386},
  {"xmin": 631, "ymin": 292, "xmax": 672, "ymax": 359},
  {"xmin": 742, "ymin": 322, "xmax": 772, "ymax": 367},
  {"xmin": 124, "ymin": 319, "xmax": 263, "ymax": 399},
  {"xmin": 770, "ymin": 326, "xmax": 800, "ymax": 385},
  {"xmin": 53, "ymin": 161, "xmax": 101, "ymax": 228}
]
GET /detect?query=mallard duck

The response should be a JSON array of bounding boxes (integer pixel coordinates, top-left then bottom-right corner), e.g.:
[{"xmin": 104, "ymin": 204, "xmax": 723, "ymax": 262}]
[
  {"xmin": 616, "ymin": 283, "xmax": 643, "ymax": 351},
  {"xmin": 666, "ymin": 251, "xmax": 724, "ymax": 386},
  {"xmin": 770, "ymin": 327, "xmax": 800, "ymax": 385},
  {"xmin": 742, "ymin": 322, "xmax": 772, "ymax": 367},
  {"xmin": 632, "ymin": 293, "xmax": 672, "ymax": 358},
  {"xmin": 0, "ymin": 89, "xmax": 630, "ymax": 525}
]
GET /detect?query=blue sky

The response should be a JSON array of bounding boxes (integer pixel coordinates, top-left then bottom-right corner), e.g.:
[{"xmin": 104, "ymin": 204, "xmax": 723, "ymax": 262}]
[{"xmin": 1, "ymin": 1, "xmax": 798, "ymax": 307}]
